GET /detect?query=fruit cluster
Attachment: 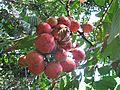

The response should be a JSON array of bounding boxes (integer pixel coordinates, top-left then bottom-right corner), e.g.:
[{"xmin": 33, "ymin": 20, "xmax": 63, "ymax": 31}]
[{"xmin": 18, "ymin": 16, "xmax": 86, "ymax": 79}]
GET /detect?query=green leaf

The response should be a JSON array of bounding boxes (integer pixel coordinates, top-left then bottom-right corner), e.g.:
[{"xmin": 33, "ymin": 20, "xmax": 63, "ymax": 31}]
[
  {"xmin": 93, "ymin": 76, "xmax": 117, "ymax": 90},
  {"xmin": 116, "ymin": 85, "xmax": 120, "ymax": 90},
  {"xmin": 101, "ymin": 37, "xmax": 120, "ymax": 61},
  {"xmin": 96, "ymin": 10, "xmax": 103, "ymax": 17},
  {"xmin": 108, "ymin": 7, "xmax": 120, "ymax": 44},
  {"xmin": 59, "ymin": 78, "xmax": 65, "ymax": 90},
  {"xmin": 86, "ymin": 87, "xmax": 91, "ymax": 90},
  {"xmin": 98, "ymin": 65, "xmax": 111, "ymax": 75},
  {"xmin": 103, "ymin": 22, "xmax": 111, "ymax": 33},
  {"xmin": 84, "ymin": 67, "xmax": 94, "ymax": 77},
  {"xmin": 17, "ymin": 36, "xmax": 35, "ymax": 49},
  {"xmin": 94, "ymin": 0, "xmax": 105, "ymax": 6},
  {"xmin": 85, "ymin": 77, "xmax": 93, "ymax": 84}
]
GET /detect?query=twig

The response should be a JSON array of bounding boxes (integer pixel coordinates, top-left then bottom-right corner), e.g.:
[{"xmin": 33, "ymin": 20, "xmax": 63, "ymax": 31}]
[
  {"xmin": 96, "ymin": 0, "xmax": 114, "ymax": 30},
  {"xmin": 77, "ymin": 31, "xmax": 94, "ymax": 46},
  {"xmin": 66, "ymin": 0, "xmax": 71, "ymax": 17},
  {"xmin": 58, "ymin": 0, "xmax": 65, "ymax": 5}
]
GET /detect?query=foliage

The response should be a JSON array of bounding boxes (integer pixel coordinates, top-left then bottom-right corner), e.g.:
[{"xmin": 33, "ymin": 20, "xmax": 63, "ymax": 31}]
[{"xmin": 0, "ymin": 0, "xmax": 120, "ymax": 90}]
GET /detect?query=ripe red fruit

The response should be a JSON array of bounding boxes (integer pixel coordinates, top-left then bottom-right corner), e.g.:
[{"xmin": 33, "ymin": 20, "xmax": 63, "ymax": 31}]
[
  {"xmin": 58, "ymin": 16, "xmax": 71, "ymax": 27},
  {"xmin": 18, "ymin": 55, "xmax": 27, "ymax": 67},
  {"xmin": 60, "ymin": 58, "xmax": 76, "ymax": 72},
  {"xmin": 75, "ymin": 42, "xmax": 80, "ymax": 48},
  {"xmin": 26, "ymin": 51, "xmax": 45, "ymax": 75},
  {"xmin": 54, "ymin": 24, "xmax": 68, "ymax": 30},
  {"xmin": 35, "ymin": 33, "xmax": 56, "ymax": 54},
  {"xmin": 52, "ymin": 24, "xmax": 70, "ymax": 41},
  {"xmin": 72, "ymin": 48, "xmax": 86, "ymax": 61},
  {"xmin": 52, "ymin": 24, "xmax": 67, "ymax": 40},
  {"xmin": 82, "ymin": 22, "xmax": 92, "ymax": 33},
  {"xmin": 54, "ymin": 48, "xmax": 67, "ymax": 62},
  {"xmin": 60, "ymin": 40, "xmax": 73, "ymax": 51},
  {"xmin": 70, "ymin": 19, "xmax": 80, "ymax": 32},
  {"xmin": 36, "ymin": 22, "xmax": 52, "ymax": 35},
  {"xmin": 45, "ymin": 62, "xmax": 63, "ymax": 78},
  {"xmin": 46, "ymin": 17, "xmax": 58, "ymax": 27}
]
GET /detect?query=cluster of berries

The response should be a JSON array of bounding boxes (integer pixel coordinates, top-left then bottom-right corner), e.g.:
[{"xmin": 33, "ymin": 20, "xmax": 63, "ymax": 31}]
[{"xmin": 18, "ymin": 16, "xmax": 87, "ymax": 79}]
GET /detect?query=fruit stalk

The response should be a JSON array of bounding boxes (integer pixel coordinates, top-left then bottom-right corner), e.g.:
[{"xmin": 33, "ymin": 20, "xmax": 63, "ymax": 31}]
[{"xmin": 77, "ymin": 31, "xmax": 94, "ymax": 46}]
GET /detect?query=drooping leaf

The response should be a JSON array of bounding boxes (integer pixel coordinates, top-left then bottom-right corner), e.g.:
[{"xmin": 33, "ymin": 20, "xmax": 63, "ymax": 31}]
[
  {"xmin": 96, "ymin": 10, "xmax": 103, "ymax": 17},
  {"xmin": 101, "ymin": 37, "xmax": 120, "ymax": 61},
  {"xmin": 94, "ymin": 0, "xmax": 105, "ymax": 6},
  {"xmin": 17, "ymin": 36, "xmax": 35, "ymax": 49},
  {"xmin": 93, "ymin": 76, "xmax": 117, "ymax": 90},
  {"xmin": 59, "ymin": 78, "xmax": 65, "ymax": 90},
  {"xmin": 108, "ymin": 7, "xmax": 120, "ymax": 44},
  {"xmin": 116, "ymin": 85, "xmax": 120, "ymax": 90},
  {"xmin": 98, "ymin": 65, "xmax": 111, "ymax": 75}
]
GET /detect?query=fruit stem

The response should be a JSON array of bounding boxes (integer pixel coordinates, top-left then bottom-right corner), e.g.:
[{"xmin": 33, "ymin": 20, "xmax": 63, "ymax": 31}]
[
  {"xmin": 66, "ymin": 0, "xmax": 71, "ymax": 17},
  {"xmin": 77, "ymin": 31, "xmax": 94, "ymax": 47}
]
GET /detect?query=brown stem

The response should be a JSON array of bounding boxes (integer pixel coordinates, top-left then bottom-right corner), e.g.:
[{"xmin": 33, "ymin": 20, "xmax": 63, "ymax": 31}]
[
  {"xmin": 77, "ymin": 31, "xmax": 94, "ymax": 46},
  {"xmin": 66, "ymin": 0, "xmax": 71, "ymax": 17},
  {"xmin": 1, "ymin": 44, "xmax": 18, "ymax": 54},
  {"xmin": 96, "ymin": 0, "xmax": 114, "ymax": 30}
]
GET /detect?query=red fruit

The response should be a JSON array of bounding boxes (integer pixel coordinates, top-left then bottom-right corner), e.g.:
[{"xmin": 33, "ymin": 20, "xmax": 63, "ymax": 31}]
[
  {"xmin": 28, "ymin": 61, "xmax": 45, "ymax": 75},
  {"xmin": 54, "ymin": 24, "xmax": 68, "ymax": 30},
  {"xmin": 35, "ymin": 33, "xmax": 56, "ymax": 54},
  {"xmin": 52, "ymin": 24, "xmax": 67, "ymax": 40},
  {"xmin": 60, "ymin": 40, "xmax": 72, "ymax": 51},
  {"xmin": 54, "ymin": 48, "xmax": 67, "ymax": 62},
  {"xmin": 45, "ymin": 62, "xmax": 63, "ymax": 78},
  {"xmin": 60, "ymin": 58, "xmax": 76, "ymax": 72},
  {"xmin": 72, "ymin": 48, "xmax": 86, "ymax": 61},
  {"xmin": 18, "ymin": 55, "xmax": 27, "ymax": 67},
  {"xmin": 74, "ymin": 59, "xmax": 79, "ymax": 67},
  {"xmin": 70, "ymin": 19, "xmax": 80, "ymax": 32},
  {"xmin": 46, "ymin": 17, "xmax": 58, "ymax": 27},
  {"xmin": 26, "ymin": 51, "xmax": 45, "ymax": 75},
  {"xmin": 58, "ymin": 16, "xmax": 71, "ymax": 27},
  {"xmin": 82, "ymin": 22, "xmax": 92, "ymax": 33},
  {"xmin": 36, "ymin": 22, "xmax": 52, "ymax": 35},
  {"xmin": 75, "ymin": 42, "xmax": 80, "ymax": 48},
  {"xmin": 52, "ymin": 24, "xmax": 70, "ymax": 41}
]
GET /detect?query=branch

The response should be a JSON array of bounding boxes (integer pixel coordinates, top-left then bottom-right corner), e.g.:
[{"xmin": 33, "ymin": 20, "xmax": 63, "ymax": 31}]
[
  {"xmin": 58, "ymin": 0, "xmax": 65, "ymax": 5},
  {"xmin": 96, "ymin": 0, "xmax": 114, "ymax": 30},
  {"xmin": 66, "ymin": 0, "xmax": 71, "ymax": 17},
  {"xmin": 77, "ymin": 31, "xmax": 94, "ymax": 46},
  {"xmin": 0, "ymin": 44, "xmax": 18, "ymax": 54}
]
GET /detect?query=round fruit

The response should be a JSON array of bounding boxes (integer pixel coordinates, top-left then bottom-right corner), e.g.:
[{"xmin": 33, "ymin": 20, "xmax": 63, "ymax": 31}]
[
  {"xmin": 28, "ymin": 61, "xmax": 45, "ymax": 75},
  {"xmin": 46, "ymin": 17, "xmax": 58, "ymax": 27},
  {"xmin": 72, "ymin": 48, "xmax": 86, "ymax": 61},
  {"xmin": 60, "ymin": 58, "xmax": 76, "ymax": 72},
  {"xmin": 35, "ymin": 33, "xmax": 56, "ymax": 54},
  {"xmin": 60, "ymin": 40, "xmax": 73, "ymax": 51},
  {"xmin": 75, "ymin": 42, "xmax": 80, "ymax": 48},
  {"xmin": 82, "ymin": 22, "xmax": 92, "ymax": 33},
  {"xmin": 52, "ymin": 24, "xmax": 68, "ymax": 40},
  {"xmin": 26, "ymin": 51, "xmax": 45, "ymax": 75},
  {"xmin": 54, "ymin": 24, "xmax": 68, "ymax": 30},
  {"xmin": 74, "ymin": 59, "xmax": 79, "ymax": 67},
  {"xmin": 36, "ymin": 22, "xmax": 52, "ymax": 35},
  {"xmin": 54, "ymin": 48, "xmax": 67, "ymax": 62},
  {"xmin": 45, "ymin": 62, "xmax": 63, "ymax": 78},
  {"xmin": 18, "ymin": 55, "xmax": 27, "ymax": 67},
  {"xmin": 70, "ymin": 19, "xmax": 80, "ymax": 32},
  {"xmin": 58, "ymin": 16, "xmax": 71, "ymax": 27}
]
